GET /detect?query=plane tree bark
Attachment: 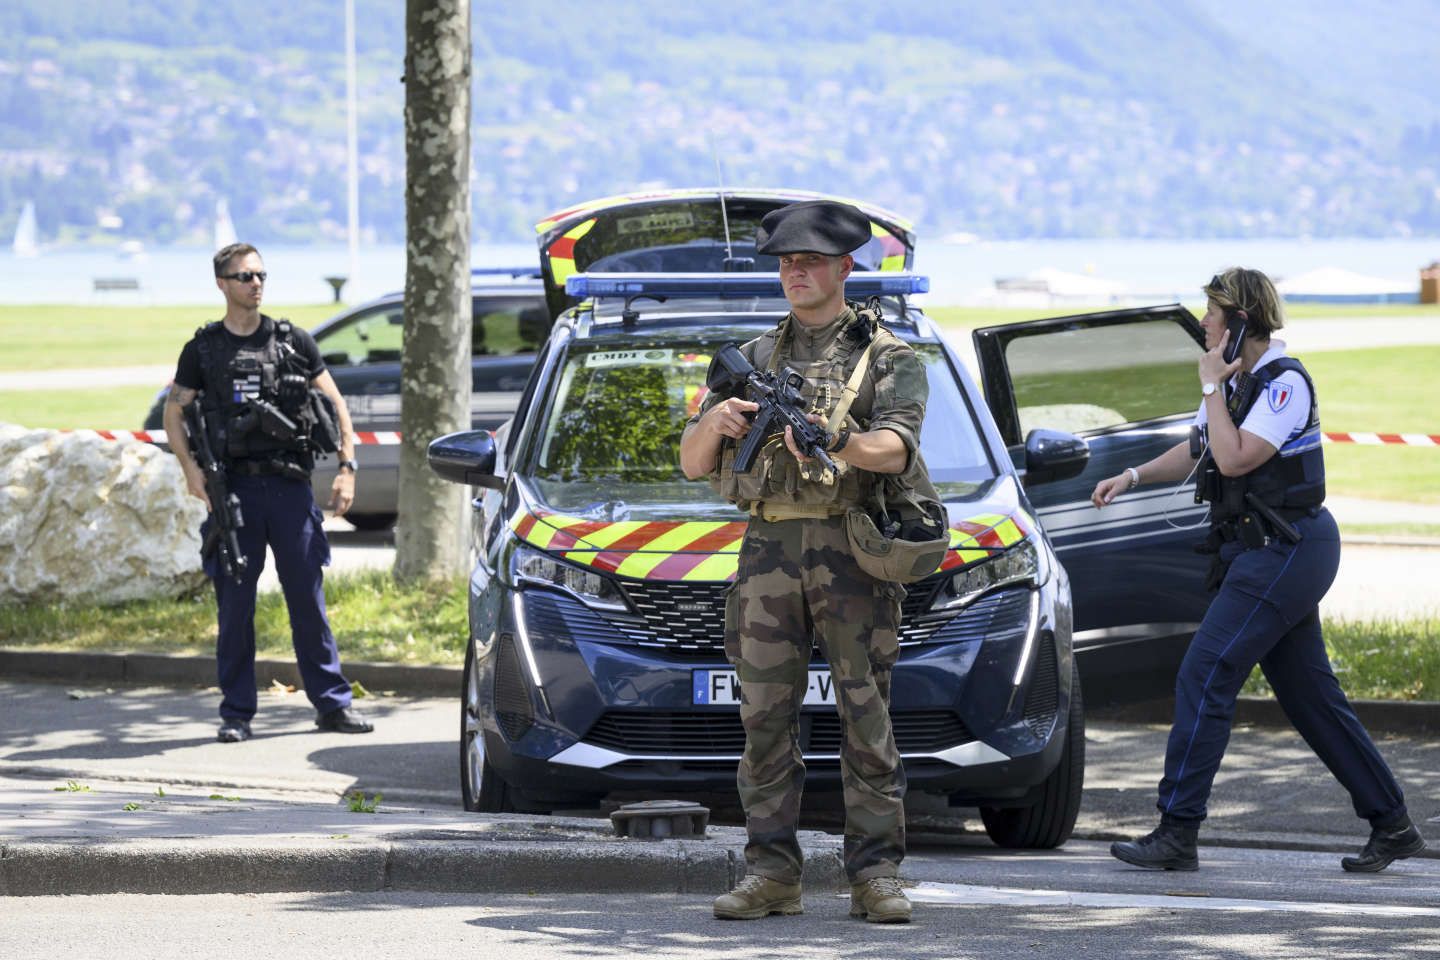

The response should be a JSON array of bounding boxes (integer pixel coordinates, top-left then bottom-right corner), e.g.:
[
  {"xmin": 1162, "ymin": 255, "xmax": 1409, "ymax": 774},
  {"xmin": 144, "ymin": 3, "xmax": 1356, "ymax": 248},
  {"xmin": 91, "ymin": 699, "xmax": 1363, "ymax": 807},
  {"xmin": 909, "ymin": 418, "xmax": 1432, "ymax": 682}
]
[{"xmin": 395, "ymin": 0, "xmax": 472, "ymax": 581}]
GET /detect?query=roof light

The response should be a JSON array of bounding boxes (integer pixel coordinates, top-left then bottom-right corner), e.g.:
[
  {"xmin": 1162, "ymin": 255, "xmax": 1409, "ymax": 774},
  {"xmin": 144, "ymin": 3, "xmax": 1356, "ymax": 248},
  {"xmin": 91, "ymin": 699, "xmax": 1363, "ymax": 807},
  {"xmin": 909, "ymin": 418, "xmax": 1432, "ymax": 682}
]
[
  {"xmin": 471, "ymin": 266, "xmax": 542, "ymax": 279},
  {"xmin": 565, "ymin": 272, "xmax": 929, "ymax": 299}
]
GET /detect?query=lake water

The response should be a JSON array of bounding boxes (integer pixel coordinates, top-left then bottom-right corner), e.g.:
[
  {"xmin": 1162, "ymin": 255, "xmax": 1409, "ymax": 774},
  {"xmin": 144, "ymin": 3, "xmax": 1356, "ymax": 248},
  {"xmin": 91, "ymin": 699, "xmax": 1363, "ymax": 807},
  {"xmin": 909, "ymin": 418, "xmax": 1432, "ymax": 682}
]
[{"xmin": 1, "ymin": 238, "xmax": 1436, "ymax": 308}]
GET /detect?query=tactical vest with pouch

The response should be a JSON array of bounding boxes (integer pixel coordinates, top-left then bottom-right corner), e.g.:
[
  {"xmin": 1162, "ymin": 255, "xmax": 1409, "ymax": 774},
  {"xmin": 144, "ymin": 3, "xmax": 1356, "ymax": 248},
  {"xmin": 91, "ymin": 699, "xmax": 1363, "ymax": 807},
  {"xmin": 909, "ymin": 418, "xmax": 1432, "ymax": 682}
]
[
  {"xmin": 195, "ymin": 317, "xmax": 340, "ymax": 475},
  {"xmin": 713, "ymin": 304, "xmax": 879, "ymax": 513}
]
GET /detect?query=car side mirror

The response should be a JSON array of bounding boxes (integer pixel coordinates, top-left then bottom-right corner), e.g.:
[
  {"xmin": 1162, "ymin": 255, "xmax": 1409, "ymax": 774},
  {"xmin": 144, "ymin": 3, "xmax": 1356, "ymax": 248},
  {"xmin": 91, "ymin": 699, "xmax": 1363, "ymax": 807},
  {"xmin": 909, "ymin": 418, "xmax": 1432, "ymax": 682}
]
[
  {"xmin": 1022, "ymin": 428, "xmax": 1090, "ymax": 486},
  {"xmin": 427, "ymin": 430, "xmax": 503, "ymax": 489}
]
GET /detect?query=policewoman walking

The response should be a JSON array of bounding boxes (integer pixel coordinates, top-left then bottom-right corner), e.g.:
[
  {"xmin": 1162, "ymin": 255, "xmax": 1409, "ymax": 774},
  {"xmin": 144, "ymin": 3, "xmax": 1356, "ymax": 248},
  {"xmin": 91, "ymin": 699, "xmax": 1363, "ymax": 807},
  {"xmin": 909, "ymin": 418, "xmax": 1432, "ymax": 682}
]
[
  {"xmin": 163, "ymin": 243, "xmax": 375, "ymax": 743},
  {"xmin": 681, "ymin": 201, "xmax": 941, "ymax": 922},
  {"xmin": 1092, "ymin": 267, "xmax": 1423, "ymax": 873}
]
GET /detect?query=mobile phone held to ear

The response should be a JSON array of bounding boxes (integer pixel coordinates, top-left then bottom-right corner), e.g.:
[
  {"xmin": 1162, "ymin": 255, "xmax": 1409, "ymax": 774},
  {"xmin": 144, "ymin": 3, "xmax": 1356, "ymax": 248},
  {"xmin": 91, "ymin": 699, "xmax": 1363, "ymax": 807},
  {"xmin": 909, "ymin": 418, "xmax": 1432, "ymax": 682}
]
[{"xmin": 1222, "ymin": 308, "xmax": 1248, "ymax": 365}]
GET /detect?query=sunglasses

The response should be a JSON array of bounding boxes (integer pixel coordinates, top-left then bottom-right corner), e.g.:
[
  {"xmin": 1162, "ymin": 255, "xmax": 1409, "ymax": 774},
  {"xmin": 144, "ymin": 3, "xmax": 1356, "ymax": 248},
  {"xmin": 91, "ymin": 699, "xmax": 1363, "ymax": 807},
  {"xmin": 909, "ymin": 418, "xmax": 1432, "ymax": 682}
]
[{"xmin": 221, "ymin": 271, "xmax": 267, "ymax": 284}]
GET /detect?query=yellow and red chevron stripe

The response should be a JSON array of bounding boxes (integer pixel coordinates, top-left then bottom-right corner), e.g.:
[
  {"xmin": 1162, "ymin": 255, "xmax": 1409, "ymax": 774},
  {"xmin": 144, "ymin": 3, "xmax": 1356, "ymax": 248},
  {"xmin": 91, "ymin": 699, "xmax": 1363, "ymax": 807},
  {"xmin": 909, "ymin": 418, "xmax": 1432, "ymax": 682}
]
[
  {"xmin": 937, "ymin": 509, "xmax": 1035, "ymax": 573},
  {"xmin": 544, "ymin": 218, "xmax": 597, "ymax": 290},
  {"xmin": 511, "ymin": 510, "xmax": 747, "ymax": 581},
  {"xmin": 509, "ymin": 506, "xmax": 1034, "ymax": 582}
]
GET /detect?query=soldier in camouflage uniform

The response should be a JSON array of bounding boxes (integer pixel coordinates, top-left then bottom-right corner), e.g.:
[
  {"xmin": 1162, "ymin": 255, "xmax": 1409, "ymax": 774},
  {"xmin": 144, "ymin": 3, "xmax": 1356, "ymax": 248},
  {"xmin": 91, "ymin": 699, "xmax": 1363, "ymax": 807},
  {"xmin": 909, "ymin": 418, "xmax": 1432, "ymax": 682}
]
[{"xmin": 679, "ymin": 201, "xmax": 930, "ymax": 923}]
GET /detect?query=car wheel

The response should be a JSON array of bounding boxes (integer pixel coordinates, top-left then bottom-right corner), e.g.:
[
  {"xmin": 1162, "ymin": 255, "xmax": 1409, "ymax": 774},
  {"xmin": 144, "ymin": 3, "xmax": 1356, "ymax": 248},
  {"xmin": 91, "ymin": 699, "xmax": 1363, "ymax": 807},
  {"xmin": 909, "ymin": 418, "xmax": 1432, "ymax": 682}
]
[
  {"xmin": 346, "ymin": 512, "xmax": 397, "ymax": 532},
  {"xmin": 460, "ymin": 637, "xmax": 515, "ymax": 813},
  {"xmin": 980, "ymin": 663, "xmax": 1085, "ymax": 849}
]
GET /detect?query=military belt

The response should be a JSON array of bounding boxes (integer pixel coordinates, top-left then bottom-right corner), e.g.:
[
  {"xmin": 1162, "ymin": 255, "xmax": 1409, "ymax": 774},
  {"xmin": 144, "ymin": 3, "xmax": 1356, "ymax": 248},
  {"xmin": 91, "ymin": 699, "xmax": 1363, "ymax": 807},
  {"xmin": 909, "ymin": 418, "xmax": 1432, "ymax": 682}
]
[{"xmin": 749, "ymin": 502, "xmax": 846, "ymax": 522}]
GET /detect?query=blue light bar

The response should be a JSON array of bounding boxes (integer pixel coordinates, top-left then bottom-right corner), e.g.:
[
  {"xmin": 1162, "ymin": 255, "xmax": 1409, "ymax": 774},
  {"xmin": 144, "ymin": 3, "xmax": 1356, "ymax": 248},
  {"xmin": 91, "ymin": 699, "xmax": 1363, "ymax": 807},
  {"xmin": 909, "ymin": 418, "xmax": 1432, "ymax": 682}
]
[{"xmin": 565, "ymin": 272, "xmax": 929, "ymax": 299}]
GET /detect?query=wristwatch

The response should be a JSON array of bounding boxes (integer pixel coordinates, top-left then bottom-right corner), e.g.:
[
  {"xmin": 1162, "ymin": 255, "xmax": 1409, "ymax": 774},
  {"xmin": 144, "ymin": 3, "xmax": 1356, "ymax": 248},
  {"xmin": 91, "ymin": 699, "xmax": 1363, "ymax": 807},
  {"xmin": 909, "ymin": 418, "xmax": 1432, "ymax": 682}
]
[
  {"xmin": 1201, "ymin": 382, "xmax": 1218, "ymax": 397},
  {"xmin": 338, "ymin": 458, "xmax": 359, "ymax": 473},
  {"xmin": 828, "ymin": 428, "xmax": 852, "ymax": 454}
]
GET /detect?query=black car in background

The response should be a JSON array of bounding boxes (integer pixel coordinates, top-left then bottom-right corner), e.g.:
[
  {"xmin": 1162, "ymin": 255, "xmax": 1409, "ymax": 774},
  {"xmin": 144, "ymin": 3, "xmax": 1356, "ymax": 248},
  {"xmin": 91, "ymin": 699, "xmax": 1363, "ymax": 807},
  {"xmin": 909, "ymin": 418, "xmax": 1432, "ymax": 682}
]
[{"xmin": 143, "ymin": 269, "xmax": 549, "ymax": 530}]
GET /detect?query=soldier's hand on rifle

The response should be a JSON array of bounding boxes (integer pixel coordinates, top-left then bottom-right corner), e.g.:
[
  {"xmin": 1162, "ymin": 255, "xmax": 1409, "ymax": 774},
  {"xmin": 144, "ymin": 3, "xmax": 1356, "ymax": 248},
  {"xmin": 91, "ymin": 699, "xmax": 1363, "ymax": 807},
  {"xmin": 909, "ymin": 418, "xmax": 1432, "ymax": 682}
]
[
  {"xmin": 702, "ymin": 397, "xmax": 760, "ymax": 440},
  {"xmin": 328, "ymin": 469, "xmax": 354, "ymax": 517},
  {"xmin": 183, "ymin": 464, "xmax": 212, "ymax": 511},
  {"xmin": 783, "ymin": 413, "xmax": 827, "ymax": 463}
]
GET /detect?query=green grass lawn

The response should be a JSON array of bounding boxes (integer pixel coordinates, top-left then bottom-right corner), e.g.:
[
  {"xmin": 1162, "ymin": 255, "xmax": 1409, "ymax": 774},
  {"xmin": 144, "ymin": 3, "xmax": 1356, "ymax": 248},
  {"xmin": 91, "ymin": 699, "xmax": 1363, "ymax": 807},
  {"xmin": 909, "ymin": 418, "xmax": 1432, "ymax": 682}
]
[
  {"xmin": 0, "ymin": 303, "xmax": 341, "ymax": 372},
  {"xmin": 4, "ymin": 304, "xmax": 1436, "ymax": 503},
  {"xmin": 0, "ymin": 570, "xmax": 469, "ymax": 665},
  {"xmin": 1243, "ymin": 615, "xmax": 1440, "ymax": 701},
  {"xmin": 0, "ymin": 385, "xmax": 164, "ymax": 431}
]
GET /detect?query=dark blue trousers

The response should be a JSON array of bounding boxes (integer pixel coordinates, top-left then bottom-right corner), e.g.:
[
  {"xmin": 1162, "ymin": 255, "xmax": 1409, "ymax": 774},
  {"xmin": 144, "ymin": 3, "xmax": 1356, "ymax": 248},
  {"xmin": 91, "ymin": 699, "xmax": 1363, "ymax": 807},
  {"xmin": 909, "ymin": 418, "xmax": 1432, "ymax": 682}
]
[
  {"xmin": 1158, "ymin": 508, "xmax": 1406, "ymax": 828},
  {"xmin": 204, "ymin": 474, "xmax": 352, "ymax": 722}
]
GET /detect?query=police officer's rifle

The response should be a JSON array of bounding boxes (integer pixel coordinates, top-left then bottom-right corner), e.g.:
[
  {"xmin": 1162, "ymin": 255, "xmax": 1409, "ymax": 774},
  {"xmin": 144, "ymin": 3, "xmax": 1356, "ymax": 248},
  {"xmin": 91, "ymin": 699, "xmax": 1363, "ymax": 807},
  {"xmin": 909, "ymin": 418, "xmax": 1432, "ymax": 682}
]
[
  {"xmin": 182, "ymin": 402, "xmax": 248, "ymax": 584},
  {"xmin": 707, "ymin": 343, "xmax": 838, "ymax": 475}
]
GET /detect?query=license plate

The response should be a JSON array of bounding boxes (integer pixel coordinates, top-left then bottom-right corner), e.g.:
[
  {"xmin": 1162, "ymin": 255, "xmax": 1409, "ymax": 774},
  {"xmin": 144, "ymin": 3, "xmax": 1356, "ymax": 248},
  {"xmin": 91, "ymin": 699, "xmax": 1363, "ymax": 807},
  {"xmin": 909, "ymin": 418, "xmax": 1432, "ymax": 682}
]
[{"xmin": 692, "ymin": 669, "xmax": 836, "ymax": 706}]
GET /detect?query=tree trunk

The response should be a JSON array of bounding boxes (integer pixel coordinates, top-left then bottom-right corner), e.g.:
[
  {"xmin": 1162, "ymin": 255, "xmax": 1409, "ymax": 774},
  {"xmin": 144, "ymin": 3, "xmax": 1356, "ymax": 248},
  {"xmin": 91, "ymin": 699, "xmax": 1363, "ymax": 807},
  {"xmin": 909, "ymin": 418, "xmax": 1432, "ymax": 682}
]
[{"xmin": 395, "ymin": 0, "xmax": 471, "ymax": 581}]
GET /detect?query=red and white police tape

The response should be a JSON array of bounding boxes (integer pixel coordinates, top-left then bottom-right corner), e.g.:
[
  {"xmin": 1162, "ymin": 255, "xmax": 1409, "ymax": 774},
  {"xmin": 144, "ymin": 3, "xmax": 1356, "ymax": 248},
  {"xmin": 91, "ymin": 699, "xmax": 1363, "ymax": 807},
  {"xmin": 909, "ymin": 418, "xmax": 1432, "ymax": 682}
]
[
  {"xmin": 67, "ymin": 430, "xmax": 404, "ymax": 445},
  {"xmin": 64, "ymin": 430, "xmax": 1440, "ymax": 447}
]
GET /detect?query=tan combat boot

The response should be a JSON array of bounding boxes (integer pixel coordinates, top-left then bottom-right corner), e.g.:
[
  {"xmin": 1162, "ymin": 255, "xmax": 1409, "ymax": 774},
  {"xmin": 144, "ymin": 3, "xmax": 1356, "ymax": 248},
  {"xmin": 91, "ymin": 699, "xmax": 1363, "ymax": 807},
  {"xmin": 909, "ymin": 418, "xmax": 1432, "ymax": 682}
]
[
  {"xmin": 850, "ymin": 876, "xmax": 912, "ymax": 923},
  {"xmin": 713, "ymin": 874, "xmax": 803, "ymax": 920}
]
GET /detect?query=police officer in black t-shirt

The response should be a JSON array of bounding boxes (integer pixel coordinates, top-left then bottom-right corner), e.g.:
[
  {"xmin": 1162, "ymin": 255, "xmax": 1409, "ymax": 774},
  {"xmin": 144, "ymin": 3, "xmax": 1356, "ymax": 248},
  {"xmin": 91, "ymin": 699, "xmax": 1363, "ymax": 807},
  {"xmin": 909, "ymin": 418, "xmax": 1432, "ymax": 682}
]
[{"xmin": 164, "ymin": 242, "xmax": 374, "ymax": 743}]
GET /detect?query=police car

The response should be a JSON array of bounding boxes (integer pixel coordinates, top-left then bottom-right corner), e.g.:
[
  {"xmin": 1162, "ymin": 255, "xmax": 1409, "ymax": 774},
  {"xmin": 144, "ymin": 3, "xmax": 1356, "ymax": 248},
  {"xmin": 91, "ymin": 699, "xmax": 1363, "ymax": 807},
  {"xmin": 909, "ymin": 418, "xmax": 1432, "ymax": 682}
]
[
  {"xmin": 142, "ymin": 268, "xmax": 549, "ymax": 530},
  {"xmin": 421, "ymin": 189, "xmax": 1228, "ymax": 848}
]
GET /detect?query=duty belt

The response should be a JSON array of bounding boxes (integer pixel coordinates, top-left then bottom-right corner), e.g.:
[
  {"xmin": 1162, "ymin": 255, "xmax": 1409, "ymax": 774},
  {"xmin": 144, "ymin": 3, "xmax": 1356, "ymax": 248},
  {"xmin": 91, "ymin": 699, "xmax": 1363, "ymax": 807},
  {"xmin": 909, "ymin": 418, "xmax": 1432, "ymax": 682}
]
[
  {"xmin": 231, "ymin": 458, "xmax": 309, "ymax": 480},
  {"xmin": 749, "ymin": 502, "xmax": 846, "ymax": 523}
]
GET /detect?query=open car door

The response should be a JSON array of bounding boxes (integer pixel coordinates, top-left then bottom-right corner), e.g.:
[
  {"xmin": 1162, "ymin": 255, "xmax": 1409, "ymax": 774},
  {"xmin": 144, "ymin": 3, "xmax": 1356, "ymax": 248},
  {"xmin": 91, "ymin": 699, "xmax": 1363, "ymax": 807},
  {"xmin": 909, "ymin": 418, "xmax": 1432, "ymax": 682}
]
[
  {"xmin": 973, "ymin": 305, "xmax": 1213, "ymax": 703},
  {"xmin": 533, "ymin": 188, "xmax": 915, "ymax": 318}
]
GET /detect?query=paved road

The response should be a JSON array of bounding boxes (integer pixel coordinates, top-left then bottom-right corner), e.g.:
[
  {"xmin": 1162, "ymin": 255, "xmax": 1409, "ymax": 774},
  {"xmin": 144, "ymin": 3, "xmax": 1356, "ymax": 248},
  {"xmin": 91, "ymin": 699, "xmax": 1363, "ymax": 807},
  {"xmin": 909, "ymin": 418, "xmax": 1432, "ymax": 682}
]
[{"xmin": 4, "ymin": 883, "xmax": 1438, "ymax": 960}]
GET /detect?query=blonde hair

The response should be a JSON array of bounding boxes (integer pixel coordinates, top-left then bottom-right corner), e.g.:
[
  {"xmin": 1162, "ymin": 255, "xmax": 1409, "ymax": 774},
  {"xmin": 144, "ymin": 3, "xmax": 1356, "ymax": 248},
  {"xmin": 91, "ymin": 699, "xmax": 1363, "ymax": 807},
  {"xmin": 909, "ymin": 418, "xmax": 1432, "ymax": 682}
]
[{"xmin": 1203, "ymin": 267, "xmax": 1284, "ymax": 337}]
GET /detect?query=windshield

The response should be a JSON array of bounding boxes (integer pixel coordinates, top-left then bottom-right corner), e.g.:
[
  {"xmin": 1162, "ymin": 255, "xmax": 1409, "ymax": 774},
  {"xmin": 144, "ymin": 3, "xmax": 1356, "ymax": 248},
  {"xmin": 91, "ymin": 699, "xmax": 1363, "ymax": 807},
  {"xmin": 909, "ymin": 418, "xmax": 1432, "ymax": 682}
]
[{"xmin": 526, "ymin": 335, "xmax": 996, "ymax": 510}]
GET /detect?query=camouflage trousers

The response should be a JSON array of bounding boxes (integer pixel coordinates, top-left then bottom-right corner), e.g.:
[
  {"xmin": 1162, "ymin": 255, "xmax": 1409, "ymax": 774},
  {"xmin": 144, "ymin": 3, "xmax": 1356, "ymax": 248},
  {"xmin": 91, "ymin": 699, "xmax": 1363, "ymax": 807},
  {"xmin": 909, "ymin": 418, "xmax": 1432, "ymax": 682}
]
[{"xmin": 724, "ymin": 514, "xmax": 906, "ymax": 884}]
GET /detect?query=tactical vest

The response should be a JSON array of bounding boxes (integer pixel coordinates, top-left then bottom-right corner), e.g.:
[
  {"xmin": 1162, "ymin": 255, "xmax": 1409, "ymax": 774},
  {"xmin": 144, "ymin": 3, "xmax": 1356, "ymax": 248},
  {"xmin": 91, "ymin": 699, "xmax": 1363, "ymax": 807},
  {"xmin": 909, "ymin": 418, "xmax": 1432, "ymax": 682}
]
[
  {"xmin": 195, "ymin": 317, "xmax": 338, "ymax": 472},
  {"xmin": 1198, "ymin": 356, "xmax": 1326, "ymax": 523},
  {"xmin": 713, "ymin": 303, "xmax": 892, "ymax": 512}
]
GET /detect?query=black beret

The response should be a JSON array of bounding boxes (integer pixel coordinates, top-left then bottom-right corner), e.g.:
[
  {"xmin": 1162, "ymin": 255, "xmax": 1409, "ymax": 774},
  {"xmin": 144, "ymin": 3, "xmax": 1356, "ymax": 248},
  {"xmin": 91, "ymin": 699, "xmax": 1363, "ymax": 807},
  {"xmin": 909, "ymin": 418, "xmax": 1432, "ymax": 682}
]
[{"xmin": 755, "ymin": 201, "xmax": 872, "ymax": 256}]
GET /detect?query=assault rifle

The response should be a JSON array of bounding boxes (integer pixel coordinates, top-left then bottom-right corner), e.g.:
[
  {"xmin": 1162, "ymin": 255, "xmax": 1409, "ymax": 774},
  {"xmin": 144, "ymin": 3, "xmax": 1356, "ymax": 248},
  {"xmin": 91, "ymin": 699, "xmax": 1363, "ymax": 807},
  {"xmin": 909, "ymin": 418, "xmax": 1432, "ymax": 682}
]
[
  {"xmin": 706, "ymin": 343, "xmax": 838, "ymax": 475},
  {"xmin": 182, "ymin": 402, "xmax": 248, "ymax": 584}
]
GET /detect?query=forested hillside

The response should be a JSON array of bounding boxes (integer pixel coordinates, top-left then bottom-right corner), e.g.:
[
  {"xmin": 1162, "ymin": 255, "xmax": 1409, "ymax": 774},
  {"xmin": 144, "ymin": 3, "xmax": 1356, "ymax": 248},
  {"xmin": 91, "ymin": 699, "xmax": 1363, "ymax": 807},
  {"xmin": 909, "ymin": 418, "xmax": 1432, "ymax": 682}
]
[{"xmin": 2, "ymin": 0, "xmax": 1438, "ymax": 245}]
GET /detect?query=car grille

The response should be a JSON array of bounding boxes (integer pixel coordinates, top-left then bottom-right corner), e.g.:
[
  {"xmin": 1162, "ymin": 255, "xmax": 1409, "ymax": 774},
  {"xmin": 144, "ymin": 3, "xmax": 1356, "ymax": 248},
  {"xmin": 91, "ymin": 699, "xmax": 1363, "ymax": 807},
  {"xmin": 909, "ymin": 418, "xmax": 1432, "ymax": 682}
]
[
  {"xmin": 583, "ymin": 709, "xmax": 973, "ymax": 756},
  {"xmin": 621, "ymin": 580, "xmax": 729, "ymax": 650},
  {"xmin": 1023, "ymin": 631, "xmax": 1059, "ymax": 739},
  {"xmin": 600, "ymin": 578, "xmax": 1025, "ymax": 656},
  {"xmin": 522, "ymin": 581, "xmax": 1033, "ymax": 660}
]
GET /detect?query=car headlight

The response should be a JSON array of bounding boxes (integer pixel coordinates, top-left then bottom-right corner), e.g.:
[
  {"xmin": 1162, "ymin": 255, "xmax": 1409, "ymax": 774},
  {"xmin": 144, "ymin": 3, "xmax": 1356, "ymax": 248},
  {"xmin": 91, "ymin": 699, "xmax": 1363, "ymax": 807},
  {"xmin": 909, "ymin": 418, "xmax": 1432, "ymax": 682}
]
[
  {"xmin": 510, "ymin": 542, "xmax": 629, "ymax": 612},
  {"xmin": 931, "ymin": 536, "xmax": 1045, "ymax": 612}
]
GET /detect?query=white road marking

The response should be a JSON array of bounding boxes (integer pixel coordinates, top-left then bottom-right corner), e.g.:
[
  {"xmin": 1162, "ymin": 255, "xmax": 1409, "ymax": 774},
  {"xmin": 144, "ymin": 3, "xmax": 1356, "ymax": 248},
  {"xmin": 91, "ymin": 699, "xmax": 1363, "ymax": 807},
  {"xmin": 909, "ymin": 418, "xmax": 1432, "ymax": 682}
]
[{"xmin": 901, "ymin": 881, "xmax": 1440, "ymax": 918}]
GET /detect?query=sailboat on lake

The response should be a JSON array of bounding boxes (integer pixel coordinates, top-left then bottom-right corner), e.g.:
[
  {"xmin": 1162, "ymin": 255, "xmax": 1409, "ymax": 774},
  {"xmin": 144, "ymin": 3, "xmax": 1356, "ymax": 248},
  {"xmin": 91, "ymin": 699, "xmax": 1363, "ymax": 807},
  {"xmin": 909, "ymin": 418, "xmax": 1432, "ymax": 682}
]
[
  {"xmin": 214, "ymin": 198, "xmax": 238, "ymax": 251},
  {"xmin": 12, "ymin": 201, "xmax": 38, "ymax": 257}
]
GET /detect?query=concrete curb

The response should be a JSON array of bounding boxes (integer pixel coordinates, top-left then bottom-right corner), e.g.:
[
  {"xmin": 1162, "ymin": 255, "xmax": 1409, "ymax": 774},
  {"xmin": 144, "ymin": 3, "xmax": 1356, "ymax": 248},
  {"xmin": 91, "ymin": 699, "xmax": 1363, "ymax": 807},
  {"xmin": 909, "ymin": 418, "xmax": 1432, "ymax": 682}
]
[
  {"xmin": 0, "ymin": 837, "xmax": 845, "ymax": 897},
  {"xmin": 8, "ymin": 647, "xmax": 1440, "ymax": 735}
]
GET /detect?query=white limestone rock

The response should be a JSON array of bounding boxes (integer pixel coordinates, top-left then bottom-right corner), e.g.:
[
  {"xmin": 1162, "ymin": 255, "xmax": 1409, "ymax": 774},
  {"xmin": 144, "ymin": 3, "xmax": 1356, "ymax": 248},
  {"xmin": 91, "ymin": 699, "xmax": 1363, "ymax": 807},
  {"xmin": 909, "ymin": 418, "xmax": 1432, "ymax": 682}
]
[{"xmin": 0, "ymin": 423, "xmax": 208, "ymax": 604}]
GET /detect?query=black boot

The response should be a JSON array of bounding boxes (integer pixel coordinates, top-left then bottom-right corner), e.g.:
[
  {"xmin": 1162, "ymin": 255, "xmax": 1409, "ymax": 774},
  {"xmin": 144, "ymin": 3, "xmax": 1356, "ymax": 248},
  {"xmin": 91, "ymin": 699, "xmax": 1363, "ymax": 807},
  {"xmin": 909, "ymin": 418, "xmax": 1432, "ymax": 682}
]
[
  {"xmin": 1341, "ymin": 817, "xmax": 1426, "ymax": 873},
  {"xmin": 1111, "ymin": 816, "xmax": 1199, "ymax": 871}
]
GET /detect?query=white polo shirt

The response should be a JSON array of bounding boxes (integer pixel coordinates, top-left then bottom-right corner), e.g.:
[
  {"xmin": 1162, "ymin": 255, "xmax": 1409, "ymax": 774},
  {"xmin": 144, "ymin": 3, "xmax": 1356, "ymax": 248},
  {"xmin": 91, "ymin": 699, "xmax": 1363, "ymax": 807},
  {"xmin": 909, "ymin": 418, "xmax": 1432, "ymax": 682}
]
[{"xmin": 1195, "ymin": 340, "xmax": 1316, "ymax": 456}]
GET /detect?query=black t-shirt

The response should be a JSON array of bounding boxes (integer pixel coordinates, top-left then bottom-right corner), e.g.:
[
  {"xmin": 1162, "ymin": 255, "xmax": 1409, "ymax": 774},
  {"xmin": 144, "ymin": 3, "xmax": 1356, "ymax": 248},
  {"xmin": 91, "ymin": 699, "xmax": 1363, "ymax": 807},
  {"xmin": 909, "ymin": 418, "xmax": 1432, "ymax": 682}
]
[{"xmin": 174, "ymin": 315, "xmax": 326, "ymax": 392}]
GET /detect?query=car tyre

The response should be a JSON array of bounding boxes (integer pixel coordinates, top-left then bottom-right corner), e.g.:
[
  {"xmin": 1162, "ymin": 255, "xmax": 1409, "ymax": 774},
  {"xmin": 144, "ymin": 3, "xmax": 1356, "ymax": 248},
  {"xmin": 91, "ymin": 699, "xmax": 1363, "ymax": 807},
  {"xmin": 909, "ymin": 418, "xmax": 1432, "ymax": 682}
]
[
  {"xmin": 460, "ymin": 637, "xmax": 516, "ymax": 813},
  {"xmin": 346, "ymin": 512, "xmax": 397, "ymax": 532},
  {"xmin": 979, "ymin": 663, "xmax": 1085, "ymax": 849}
]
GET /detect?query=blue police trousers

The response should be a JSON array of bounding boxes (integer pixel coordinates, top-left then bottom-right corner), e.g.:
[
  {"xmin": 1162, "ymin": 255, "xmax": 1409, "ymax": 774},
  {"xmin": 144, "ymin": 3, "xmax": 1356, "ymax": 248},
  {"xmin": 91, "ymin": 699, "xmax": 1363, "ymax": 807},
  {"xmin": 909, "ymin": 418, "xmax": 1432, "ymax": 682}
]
[
  {"xmin": 1158, "ymin": 508, "xmax": 1407, "ymax": 827},
  {"xmin": 205, "ymin": 474, "xmax": 353, "ymax": 722}
]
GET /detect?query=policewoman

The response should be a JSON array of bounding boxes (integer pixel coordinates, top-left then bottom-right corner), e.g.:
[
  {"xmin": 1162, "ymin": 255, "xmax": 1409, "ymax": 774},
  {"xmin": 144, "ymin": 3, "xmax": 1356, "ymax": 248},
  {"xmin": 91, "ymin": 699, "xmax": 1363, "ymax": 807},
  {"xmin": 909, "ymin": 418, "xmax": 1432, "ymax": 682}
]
[
  {"xmin": 681, "ymin": 201, "xmax": 944, "ymax": 923},
  {"xmin": 163, "ymin": 243, "xmax": 374, "ymax": 743},
  {"xmin": 1092, "ymin": 267, "xmax": 1422, "ymax": 873}
]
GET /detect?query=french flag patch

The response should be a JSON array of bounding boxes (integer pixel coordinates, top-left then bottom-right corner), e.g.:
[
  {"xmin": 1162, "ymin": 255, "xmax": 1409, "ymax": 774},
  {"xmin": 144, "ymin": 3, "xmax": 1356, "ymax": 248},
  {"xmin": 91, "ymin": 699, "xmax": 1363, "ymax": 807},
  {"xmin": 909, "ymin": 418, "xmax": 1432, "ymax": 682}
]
[{"xmin": 1267, "ymin": 382, "xmax": 1293, "ymax": 412}]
